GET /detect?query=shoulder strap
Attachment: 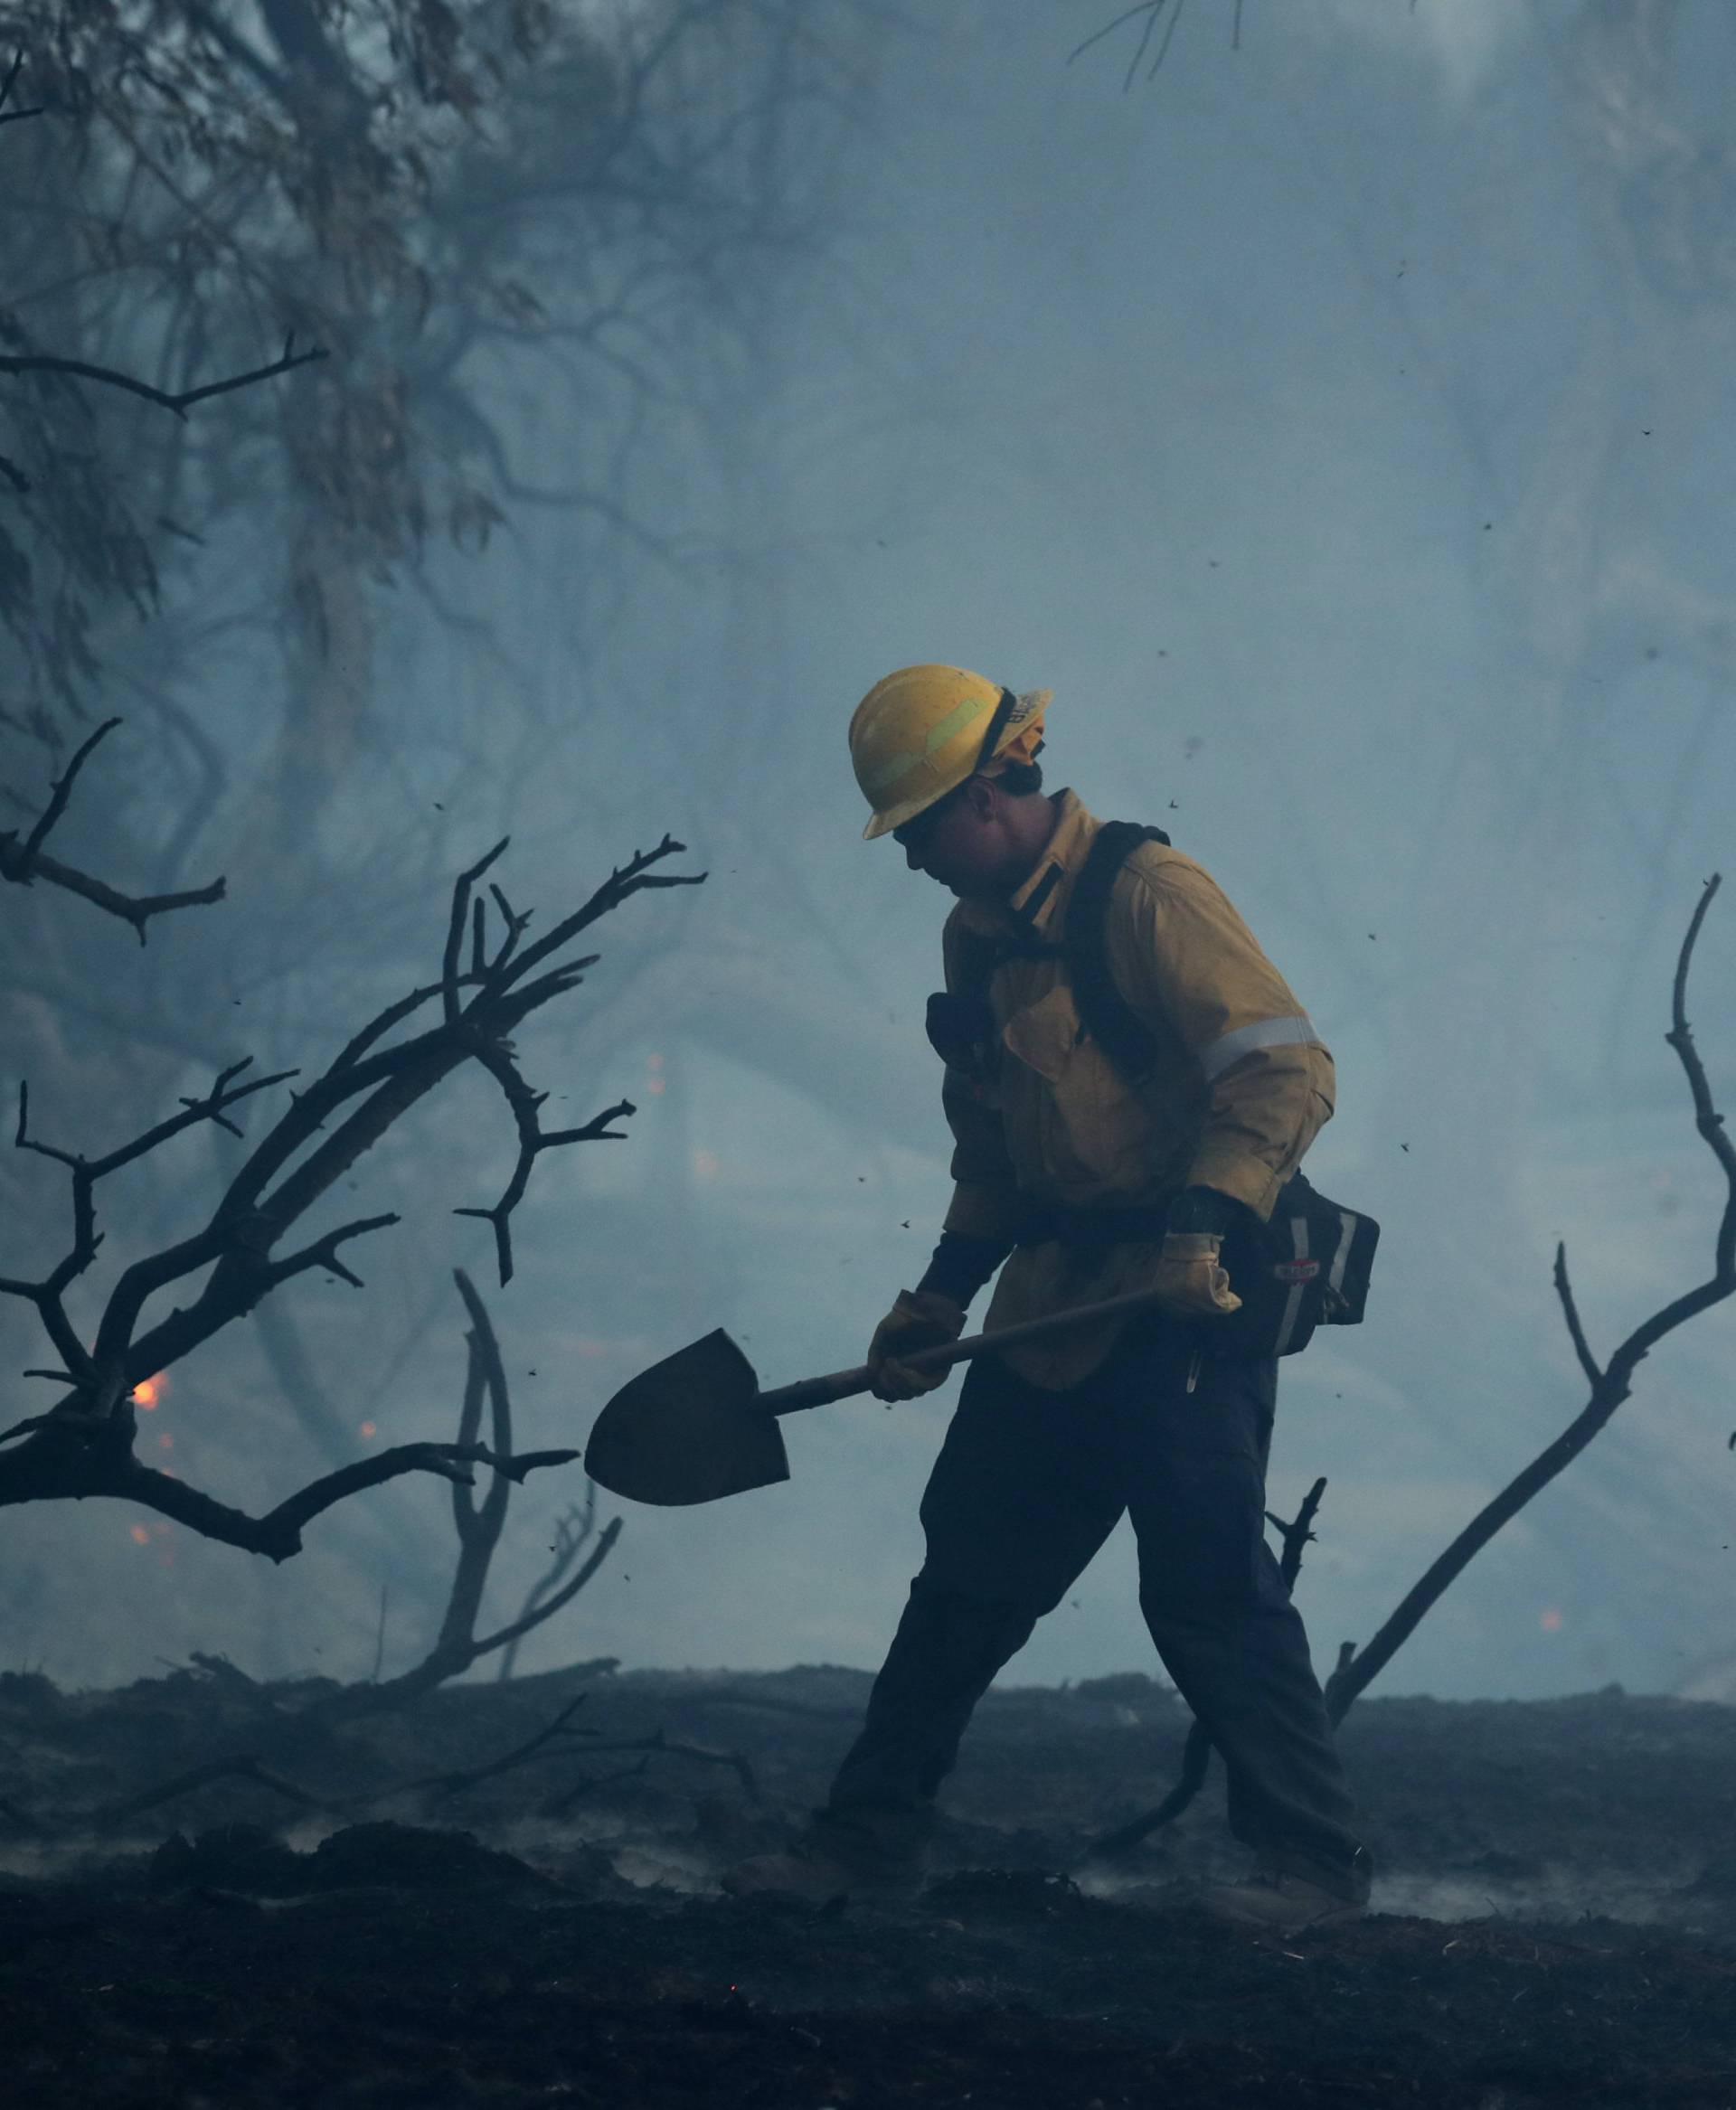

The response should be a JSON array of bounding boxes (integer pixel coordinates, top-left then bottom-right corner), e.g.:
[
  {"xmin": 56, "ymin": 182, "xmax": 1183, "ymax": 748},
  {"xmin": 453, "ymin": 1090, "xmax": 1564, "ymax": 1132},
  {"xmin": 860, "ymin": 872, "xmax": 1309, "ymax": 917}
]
[{"xmin": 1066, "ymin": 821, "xmax": 1170, "ymax": 1082}]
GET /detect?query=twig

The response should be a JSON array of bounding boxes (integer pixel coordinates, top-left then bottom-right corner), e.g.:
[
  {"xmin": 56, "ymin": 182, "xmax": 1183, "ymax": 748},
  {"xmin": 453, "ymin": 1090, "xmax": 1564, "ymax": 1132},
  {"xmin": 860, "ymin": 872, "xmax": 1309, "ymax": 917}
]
[
  {"xmin": 409, "ymin": 1692, "xmax": 595, "ymax": 1799},
  {"xmin": 497, "ymin": 1487, "xmax": 599, "ymax": 1681},
  {"xmin": 541, "ymin": 1757, "xmax": 649, "ymax": 1809},
  {"xmin": 1272, "ymin": 1476, "xmax": 1328, "ymax": 1592},
  {"xmin": 1326, "ymin": 879, "xmax": 1733, "ymax": 1723},
  {"xmin": 1553, "ymin": 1245, "xmax": 1602, "ymax": 1388},
  {"xmin": 88, "ymin": 1754, "xmax": 326, "ymax": 1832},
  {"xmin": 541, "ymin": 1732, "xmax": 759, "ymax": 1817},
  {"xmin": 0, "ymin": 718, "xmax": 227, "ymax": 937},
  {"xmin": 0, "ymin": 334, "xmax": 327, "ymax": 419},
  {"xmin": 14, "ymin": 718, "xmax": 121, "ymax": 877},
  {"xmin": 0, "ymin": 47, "xmax": 43, "ymax": 125},
  {"xmin": 371, "ymin": 1584, "xmax": 390, "ymax": 1682},
  {"xmin": 465, "ymin": 1517, "xmax": 623, "ymax": 1665}
]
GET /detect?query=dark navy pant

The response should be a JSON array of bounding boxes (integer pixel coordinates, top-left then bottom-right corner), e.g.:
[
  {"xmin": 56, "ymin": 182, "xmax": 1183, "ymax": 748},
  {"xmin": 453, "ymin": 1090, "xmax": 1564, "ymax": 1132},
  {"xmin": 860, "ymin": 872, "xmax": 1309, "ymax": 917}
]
[{"xmin": 816, "ymin": 1318, "xmax": 1367, "ymax": 1897}]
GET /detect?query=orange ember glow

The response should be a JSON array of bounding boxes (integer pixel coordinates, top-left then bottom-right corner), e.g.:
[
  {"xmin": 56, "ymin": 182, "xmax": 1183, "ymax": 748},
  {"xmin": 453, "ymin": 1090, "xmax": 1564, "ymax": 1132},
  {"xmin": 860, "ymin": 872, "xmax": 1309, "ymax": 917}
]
[
  {"xmin": 129, "ymin": 1524, "xmax": 150, "ymax": 1546},
  {"xmin": 131, "ymin": 1372, "xmax": 168, "ymax": 1410},
  {"xmin": 359, "ymin": 1420, "xmax": 378, "ymax": 1439},
  {"xmin": 646, "ymin": 1079, "xmax": 666, "ymax": 1097},
  {"xmin": 1540, "ymin": 1609, "xmax": 1564, "ymax": 1633}
]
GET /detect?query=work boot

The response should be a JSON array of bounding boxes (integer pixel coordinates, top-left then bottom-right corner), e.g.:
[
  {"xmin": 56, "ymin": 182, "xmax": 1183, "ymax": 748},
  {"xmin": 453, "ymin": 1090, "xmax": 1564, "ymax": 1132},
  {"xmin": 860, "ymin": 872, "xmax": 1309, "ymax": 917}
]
[{"xmin": 1200, "ymin": 1851, "xmax": 1371, "ymax": 1935}]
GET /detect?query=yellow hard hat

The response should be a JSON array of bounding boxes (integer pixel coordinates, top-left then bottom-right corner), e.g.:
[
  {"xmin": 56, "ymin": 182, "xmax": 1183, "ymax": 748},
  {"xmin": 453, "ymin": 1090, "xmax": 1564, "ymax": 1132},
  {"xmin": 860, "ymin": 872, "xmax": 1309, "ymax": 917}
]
[{"xmin": 848, "ymin": 664, "xmax": 1052, "ymax": 841}]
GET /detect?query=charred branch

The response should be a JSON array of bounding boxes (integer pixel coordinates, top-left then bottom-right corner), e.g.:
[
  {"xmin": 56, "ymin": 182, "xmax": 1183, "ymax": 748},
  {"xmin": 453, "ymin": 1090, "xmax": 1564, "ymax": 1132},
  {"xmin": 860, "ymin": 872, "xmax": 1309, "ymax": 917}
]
[
  {"xmin": 0, "ymin": 719, "xmax": 227, "ymax": 938},
  {"xmin": 401, "ymin": 1691, "xmax": 598, "ymax": 1800},
  {"xmin": 0, "ymin": 836, "xmax": 697, "ymax": 1550},
  {"xmin": 497, "ymin": 1485, "xmax": 602, "ymax": 1681},
  {"xmin": 0, "ymin": 1418, "xmax": 571, "ymax": 1563},
  {"xmin": 89, "ymin": 1755, "xmax": 327, "ymax": 1832},
  {"xmin": 1326, "ymin": 878, "xmax": 1734, "ymax": 1724},
  {"xmin": 541, "ymin": 1731, "xmax": 760, "ymax": 1817}
]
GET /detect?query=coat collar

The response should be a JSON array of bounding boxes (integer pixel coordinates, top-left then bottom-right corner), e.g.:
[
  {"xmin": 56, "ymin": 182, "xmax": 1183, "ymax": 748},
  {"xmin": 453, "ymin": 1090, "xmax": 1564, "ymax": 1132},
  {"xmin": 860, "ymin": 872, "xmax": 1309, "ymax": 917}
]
[{"xmin": 954, "ymin": 787, "xmax": 1099, "ymax": 946}]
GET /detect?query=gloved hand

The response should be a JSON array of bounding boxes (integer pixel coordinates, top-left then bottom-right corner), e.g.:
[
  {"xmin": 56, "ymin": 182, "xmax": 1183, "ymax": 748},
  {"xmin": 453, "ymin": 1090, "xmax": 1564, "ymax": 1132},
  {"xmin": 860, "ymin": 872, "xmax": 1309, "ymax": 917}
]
[
  {"xmin": 1152, "ymin": 1231, "xmax": 1242, "ymax": 1318},
  {"xmin": 866, "ymin": 1288, "xmax": 967, "ymax": 1403}
]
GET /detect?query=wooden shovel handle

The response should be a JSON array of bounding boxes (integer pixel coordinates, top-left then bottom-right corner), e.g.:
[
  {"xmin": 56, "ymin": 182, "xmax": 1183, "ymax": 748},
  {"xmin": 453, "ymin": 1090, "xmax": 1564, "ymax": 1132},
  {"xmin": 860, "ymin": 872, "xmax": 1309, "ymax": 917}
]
[{"xmin": 758, "ymin": 1287, "xmax": 1168, "ymax": 1417}]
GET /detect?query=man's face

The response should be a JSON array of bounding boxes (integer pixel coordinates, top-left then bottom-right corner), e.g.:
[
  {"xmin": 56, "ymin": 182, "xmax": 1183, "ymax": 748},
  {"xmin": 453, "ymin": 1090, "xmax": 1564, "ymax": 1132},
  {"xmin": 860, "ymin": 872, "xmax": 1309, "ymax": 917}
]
[{"xmin": 892, "ymin": 778, "xmax": 1009, "ymax": 898}]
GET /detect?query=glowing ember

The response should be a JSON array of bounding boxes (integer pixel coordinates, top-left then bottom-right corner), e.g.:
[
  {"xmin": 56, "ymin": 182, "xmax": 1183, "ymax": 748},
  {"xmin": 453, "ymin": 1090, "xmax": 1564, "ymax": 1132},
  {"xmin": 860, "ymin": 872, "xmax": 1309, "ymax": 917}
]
[
  {"xmin": 647, "ymin": 1078, "xmax": 666, "ymax": 1097},
  {"xmin": 1540, "ymin": 1609, "xmax": 1564, "ymax": 1633},
  {"xmin": 129, "ymin": 1524, "xmax": 150, "ymax": 1546},
  {"xmin": 131, "ymin": 1372, "xmax": 168, "ymax": 1410},
  {"xmin": 157, "ymin": 1432, "xmax": 174, "ymax": 1451},
  {"xmin": 359, "ymin": 1420, "xmax": 378, "ymax": 1439}
]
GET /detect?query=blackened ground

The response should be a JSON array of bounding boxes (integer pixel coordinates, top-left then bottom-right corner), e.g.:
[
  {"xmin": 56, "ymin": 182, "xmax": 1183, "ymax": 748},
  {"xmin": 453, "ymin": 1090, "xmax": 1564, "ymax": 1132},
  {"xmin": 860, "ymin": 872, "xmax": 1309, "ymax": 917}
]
[{"xmin": 3, "ymin": 1663, "xmax": 1734, "ymax": 2106}]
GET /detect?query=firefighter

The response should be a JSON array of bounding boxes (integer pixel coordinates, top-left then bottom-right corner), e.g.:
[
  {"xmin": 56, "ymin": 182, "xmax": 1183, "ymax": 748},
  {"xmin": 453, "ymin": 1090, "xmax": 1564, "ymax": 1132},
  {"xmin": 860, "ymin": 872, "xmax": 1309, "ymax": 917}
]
[{"xmin": 724, "ymin": 664, "xmax": 1370, "ymax": 1931}]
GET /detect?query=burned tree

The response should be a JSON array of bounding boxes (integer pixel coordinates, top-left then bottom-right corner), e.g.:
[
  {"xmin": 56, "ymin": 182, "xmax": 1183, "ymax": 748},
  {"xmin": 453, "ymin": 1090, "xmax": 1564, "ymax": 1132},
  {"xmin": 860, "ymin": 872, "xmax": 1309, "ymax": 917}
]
[{"xmin": 0, "ymin": 826, "xmax": 703, "ymax": 1558}]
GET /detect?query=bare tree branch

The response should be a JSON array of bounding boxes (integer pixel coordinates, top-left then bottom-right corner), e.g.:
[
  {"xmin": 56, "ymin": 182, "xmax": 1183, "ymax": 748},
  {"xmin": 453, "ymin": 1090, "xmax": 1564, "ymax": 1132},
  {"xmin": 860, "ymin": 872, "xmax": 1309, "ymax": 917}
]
[
  {"xmin": 0, "ymin": 835, "xmax": 699, "ymax": 1548},
  {"xmin": 497, "ymin": 1486, "xmax": 600, "ymax": 1681},
  {"xmin": 0, "ymin": 719, "xmax": 227, "ymax": 937},
  {"xmin": 1326, "ymin": 879, "xmax": 1733, "ymax": 1723},
  {"xmin": 0, "ymin": 333, "xmax": 327, "ymax": 419},
  {"xmin": 321, "ymin": 1275, "xmax": 622, "ymax": 1710},
  {"xmin": 0, "ymin": 46, "xmax": 42, "ymax": 126}
]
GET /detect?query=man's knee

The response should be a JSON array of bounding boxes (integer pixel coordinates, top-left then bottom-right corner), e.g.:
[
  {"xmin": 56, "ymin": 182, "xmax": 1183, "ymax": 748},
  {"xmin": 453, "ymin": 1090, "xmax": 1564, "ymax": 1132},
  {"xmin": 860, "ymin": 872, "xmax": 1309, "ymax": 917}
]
[
  {"xmin": 1134, "ymin": 1455, "xmax": 1268, "ymax": 1618},
  {"xmin": 898, "ymin": 1569, "xmax": 1050, "ymax": 1667}
]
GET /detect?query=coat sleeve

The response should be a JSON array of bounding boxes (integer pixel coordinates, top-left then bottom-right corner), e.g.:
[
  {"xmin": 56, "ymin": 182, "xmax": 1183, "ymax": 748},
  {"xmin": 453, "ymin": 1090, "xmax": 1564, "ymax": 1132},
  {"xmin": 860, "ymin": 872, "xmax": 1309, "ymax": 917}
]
[
  {"xmin": 1111, "ymin": 853, "xmax": 1335, "ymax": 1221},
  {"xmin": 935, "ymin": 915, "xmax": 1028, "ymax": 1244}
]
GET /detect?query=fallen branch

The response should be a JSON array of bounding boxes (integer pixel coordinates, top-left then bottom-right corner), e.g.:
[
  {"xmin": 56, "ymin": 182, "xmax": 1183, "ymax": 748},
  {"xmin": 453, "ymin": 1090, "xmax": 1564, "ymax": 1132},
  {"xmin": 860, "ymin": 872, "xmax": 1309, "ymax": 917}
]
[
  {"xmin": 541, "ymin": 1732, "xmax": 760, "ymax": 1817},
  {"xmin": 403, "ymin": 1691, "xmax": 597, "ymax": 1800},
  {"xmin": 1326, "ymin": 878, "xmax": 1734, "ymax": 1723},
  {"xmin": 88, "ymin": 1754, "xmax": 327, "ymax": 1832}
]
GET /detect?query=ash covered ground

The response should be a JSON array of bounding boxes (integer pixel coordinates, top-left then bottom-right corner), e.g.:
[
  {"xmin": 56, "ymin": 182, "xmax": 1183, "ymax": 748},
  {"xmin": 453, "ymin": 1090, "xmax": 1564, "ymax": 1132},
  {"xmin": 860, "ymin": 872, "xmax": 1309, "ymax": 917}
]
[{"xmin": 4, "ymin": 1661, "xmax": 1735, "ymax": 2107}]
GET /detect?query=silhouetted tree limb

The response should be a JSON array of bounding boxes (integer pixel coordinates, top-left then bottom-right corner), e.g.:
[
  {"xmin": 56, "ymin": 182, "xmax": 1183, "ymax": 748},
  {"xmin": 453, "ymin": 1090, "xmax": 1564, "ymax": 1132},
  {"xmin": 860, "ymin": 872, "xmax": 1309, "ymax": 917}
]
[
  {"xmin": 0, "ymin": 332, "xmax": 326, "ymax": 419},
  {"xmin": 0, "ymin": 835, "xmax": 699, "ymax": 1550},
  {"xmin": 0, "ymin": 718, "xmax": 227, "ymax": 937},
  {"xmin": 497, "ymin": 1485, "xmax": 603, "ymax": 1681},
  {"xmin": 1326, "ymin": 877, "xmax": 1733, "ymax": 1724}
]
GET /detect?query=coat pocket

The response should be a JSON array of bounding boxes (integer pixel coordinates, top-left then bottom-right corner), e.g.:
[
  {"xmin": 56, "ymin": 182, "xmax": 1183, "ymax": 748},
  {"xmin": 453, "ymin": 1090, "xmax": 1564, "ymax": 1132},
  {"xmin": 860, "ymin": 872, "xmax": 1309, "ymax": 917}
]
[{"xmin": 1001, "ymin": 982, "xmax": 1153, "ymax": 1189}]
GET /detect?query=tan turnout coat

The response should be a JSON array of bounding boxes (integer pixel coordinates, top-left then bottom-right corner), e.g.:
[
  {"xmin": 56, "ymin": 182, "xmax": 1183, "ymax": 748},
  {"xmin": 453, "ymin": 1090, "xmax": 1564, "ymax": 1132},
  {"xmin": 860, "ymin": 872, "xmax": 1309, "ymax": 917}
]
[{"xmin": 938, "ymin": 790, "xmax": 1335, "ymax": 1387}]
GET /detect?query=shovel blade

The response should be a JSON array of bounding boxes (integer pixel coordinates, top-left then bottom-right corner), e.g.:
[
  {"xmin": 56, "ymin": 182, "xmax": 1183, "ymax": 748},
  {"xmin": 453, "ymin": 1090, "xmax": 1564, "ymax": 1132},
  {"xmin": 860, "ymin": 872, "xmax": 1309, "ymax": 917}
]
[{"xmin": 583, "ymin": 1328, "xmax": 789, "ymax": 1506}]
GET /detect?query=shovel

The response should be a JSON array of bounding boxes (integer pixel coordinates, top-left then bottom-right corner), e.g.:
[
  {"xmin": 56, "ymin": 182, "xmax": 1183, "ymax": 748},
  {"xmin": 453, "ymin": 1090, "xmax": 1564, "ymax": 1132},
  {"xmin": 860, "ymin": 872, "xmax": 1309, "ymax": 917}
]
[{"xmin": 583, "ymin": 1286, "xmax": 1168, "ymax": 1506}]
